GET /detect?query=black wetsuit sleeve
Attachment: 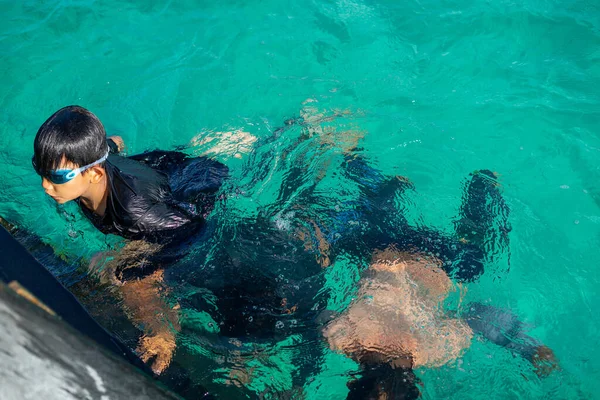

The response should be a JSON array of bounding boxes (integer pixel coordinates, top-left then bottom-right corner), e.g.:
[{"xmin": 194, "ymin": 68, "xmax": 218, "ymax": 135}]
[
  {"xmin": 102, "ymin": 156, "xmax": 206, "ymax": 243},
  {"xmin": 107, "ymin": 138, "xmax": 120, "ymax": 155},
  {"xmin": 132, "ymin": 201, "xmax": 201, "ymax": 243}
]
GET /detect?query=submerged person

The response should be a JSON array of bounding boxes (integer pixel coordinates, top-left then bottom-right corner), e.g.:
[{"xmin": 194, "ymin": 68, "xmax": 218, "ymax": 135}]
[
  {"xmin": 229, "ymin": 110, "xmax": 555, "ymax": 397},
  {"xmin": 323, "ymin": 248, "xmax": 559, "ymax": 399},
  {"xmin": 31, "ymin": 105, "xmax": 229, "ymax": 373},
  {"xmin": 310, "ymin": 161, "xmax": 556, "ymax": 398}
]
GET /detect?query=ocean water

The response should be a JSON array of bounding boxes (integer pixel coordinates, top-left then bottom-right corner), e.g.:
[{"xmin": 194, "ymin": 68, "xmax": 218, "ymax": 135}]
[{"xmin": 1, "ymin": 0, "xmax": 599, "ymax": 399}]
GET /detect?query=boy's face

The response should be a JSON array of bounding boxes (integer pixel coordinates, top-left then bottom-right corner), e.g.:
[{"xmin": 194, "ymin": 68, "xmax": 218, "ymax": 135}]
[{"xmin": 40, "ymin": 158, "xmax": 95, "ymax": 204}]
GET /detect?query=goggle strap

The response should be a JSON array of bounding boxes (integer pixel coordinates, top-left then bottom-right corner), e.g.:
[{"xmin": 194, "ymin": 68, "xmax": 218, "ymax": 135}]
[{"xmin": 64, "ymin": 150, "xmax": 110, "ymax": 178}]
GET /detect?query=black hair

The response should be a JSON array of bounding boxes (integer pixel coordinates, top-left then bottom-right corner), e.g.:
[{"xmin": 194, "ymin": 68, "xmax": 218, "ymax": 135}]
[{"xmin": 33, "ymin": 106, "xmax": 108, "ymax": 177}]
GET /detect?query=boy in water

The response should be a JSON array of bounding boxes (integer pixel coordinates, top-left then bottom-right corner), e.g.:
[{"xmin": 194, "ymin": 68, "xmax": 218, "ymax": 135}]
[
  {"xmin": 32, "ymin": 105, "xmax": 228, "ymax": 242},
  {"xmin": 32, "ymin": 105, "xmax": 229, "ymax": 373}
]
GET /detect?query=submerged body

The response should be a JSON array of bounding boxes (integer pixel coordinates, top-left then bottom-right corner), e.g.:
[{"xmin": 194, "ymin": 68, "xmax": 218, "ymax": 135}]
[
  {"xmin": 314, "ymin": 162, "xmax": 555, "ymax": 399},
  {"xmin": 323, "ymin": 248, "xmax": 558, "ymax": 399},
  {"xmin": 324, "ymin": 250, "xmax": 473, "ymax": 370}
]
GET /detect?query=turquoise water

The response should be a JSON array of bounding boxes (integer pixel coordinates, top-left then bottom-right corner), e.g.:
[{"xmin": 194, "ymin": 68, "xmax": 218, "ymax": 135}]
[{"xmin": 1, "ymin": 0, "xmax": 600, "ymax": 398}]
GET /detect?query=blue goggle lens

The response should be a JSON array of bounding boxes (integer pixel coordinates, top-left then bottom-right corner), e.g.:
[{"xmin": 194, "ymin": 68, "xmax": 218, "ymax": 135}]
[
  {"xmin": 48, "ymin": 170, "xmax": 77, "ymax": 184},
  {"xmin": 31, "ymin": 157, "xmax": 78, "ymax": 184}
]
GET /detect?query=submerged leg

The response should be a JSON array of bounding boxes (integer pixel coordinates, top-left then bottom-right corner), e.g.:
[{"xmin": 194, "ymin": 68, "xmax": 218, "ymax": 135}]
[
  {"xmin": 327, "ymin": 154, "xmax": 415, "ymax": 255},
  {"xmin": 423, "ymin": 169, "xmax": 511, "ymax": 282},
  {"xmin": 453, "ymin": 170, "xmax": 511, "ymax": 263},
  {"xmin": 461, "ymin": 302, "xmax": 559, "ymax": 377}
]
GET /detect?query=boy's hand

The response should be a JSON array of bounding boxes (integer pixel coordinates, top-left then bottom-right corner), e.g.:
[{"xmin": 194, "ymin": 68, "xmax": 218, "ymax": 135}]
[
  {"xmin": 137, "ymin": 330, "xmax": 176, "ymax": 375},
  {"xmin": 108, "ymin": 136, "xmax": 125, "ymax": 152}
]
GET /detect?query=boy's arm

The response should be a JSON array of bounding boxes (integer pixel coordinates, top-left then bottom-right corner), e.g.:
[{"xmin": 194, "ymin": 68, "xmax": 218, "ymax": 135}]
[
  {"xmin": 118, "ymin": 269, "xmax": 180, "ymax": 375},
  {"xmin": 92, "ymin": 240, "xmax": 181, "ymax": 375}
]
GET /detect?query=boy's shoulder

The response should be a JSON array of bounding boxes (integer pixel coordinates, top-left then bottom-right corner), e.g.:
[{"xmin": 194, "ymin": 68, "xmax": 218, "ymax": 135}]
[
  {"xmin": 106, "ymin": 155, "xmax": 172, "ymax": 217},
  {"xmin": 108, "ymin": 155, "xmax": 170, "ymax": 191}
]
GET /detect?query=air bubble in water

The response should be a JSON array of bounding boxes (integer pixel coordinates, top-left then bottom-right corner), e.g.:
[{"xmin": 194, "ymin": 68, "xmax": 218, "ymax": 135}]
[{"xmin": 275, "ymin": 321, "xmax": 284, "ymax": 329}]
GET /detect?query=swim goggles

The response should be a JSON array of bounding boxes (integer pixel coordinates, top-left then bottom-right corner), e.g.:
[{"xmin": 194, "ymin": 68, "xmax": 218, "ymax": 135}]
[{"xmin": 32, "ymin": 150, "xmax": 110, "ymax": 185}]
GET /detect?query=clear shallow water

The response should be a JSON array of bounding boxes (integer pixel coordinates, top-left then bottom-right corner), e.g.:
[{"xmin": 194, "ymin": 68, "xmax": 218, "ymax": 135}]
[{"xmin": 1, "ymin": 0, "xmax": 600, "ymax": 398}]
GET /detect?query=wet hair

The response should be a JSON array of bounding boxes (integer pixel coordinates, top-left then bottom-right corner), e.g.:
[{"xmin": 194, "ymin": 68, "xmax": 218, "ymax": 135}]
[{"xmin": 33, "ymin": 105, "xmax": 108, "ymax": 176}]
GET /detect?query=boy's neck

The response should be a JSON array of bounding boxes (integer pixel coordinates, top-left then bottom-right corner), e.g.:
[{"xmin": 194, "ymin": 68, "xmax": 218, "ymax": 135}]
[{"xmin": 80, "ymin": 178, "xmax": 109, "ymax": 217}]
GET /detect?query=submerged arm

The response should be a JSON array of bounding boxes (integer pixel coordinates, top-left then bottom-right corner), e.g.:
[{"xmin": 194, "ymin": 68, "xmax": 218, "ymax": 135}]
[
  {"xmin": 118, "ymin": 269, "xmax": 180, "ymax": 375},
  {"xmin": 98, "ymin": 240, "xmax": 181, "ymax": 375}
]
